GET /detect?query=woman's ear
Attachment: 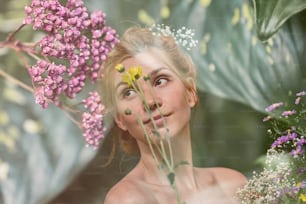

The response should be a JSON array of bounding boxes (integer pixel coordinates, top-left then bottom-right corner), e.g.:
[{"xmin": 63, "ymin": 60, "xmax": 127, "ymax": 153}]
[
  {"xmin": 114, "ymin": 114, "xmax": 128, "ymax": 131},
  {"xmin": 187, "ymin": 89, "xmax": 197, "ymax": 108},
  {"xmin": 186, "ymin": 78, "xmax": 198, "ymax": 108}
]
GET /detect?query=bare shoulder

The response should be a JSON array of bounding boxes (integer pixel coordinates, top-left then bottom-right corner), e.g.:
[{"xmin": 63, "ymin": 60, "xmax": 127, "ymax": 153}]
[
  {"xmin": 104, "ymin": 179, "xmax": 143, "ymax": 204},
  {"xmin": 188, "ymin": 167, "xmax": 247, "ymax": 203},
  {"xmin": 104, "ymin": 177, "xmax": 156, "ymax": 204},
  {"xmin": 206, "ymin": 167, "xmax": 247, "ymax": 194},
  {"xmin": 215, "ymin": 167, "xmax": 246, "ymax": 183},
  {"xmin": 209, "ymin": 167, "xmax": 246, "ymax": 180},
  {"xmin": 196, "ymin": 167, "xmax": 247, "ymax": 183}
]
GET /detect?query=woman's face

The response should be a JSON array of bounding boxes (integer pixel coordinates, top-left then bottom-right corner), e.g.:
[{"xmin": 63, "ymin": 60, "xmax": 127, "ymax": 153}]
[{"xmin": 113, "ymin": 49, "xmax": 196, "ymax": 143}]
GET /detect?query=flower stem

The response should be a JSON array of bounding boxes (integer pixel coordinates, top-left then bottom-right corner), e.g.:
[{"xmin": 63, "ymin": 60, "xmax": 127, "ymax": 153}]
[
  {"xmin": 125, "ymin": 72, "xmax": 183, "ymax": 204},
  {"xmin": 135, "ymin": 81, "xmax": 173, "ymax": 169},
  {"xmin": 134, "ymin": 80, "xmax": 183, "ymax": 203},
  {"xmin": 172, "ymin": 180, "xmax": 184, "ymax": 204},
  {"xmin": 134, "ymin": 113, "xmax": 162, "ymax": 167},
  {"xmin": 136, "ymin": 114, "xmax": 184, "ymax": 204},
  {"xmin": 146, "ymin": 81, "xmax": 174, "ymax": 167}
]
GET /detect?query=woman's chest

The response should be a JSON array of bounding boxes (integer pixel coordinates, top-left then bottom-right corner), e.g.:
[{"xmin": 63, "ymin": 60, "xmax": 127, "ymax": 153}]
[{"xmin": 148, "ymin": 184, "xmax": 233, "ymax": 204}]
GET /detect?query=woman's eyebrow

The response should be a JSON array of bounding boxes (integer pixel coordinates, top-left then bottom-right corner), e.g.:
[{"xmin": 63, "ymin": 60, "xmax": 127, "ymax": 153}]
[
  {"xmin": 115, "ymin": 81, "xmax": 127, "ymax": 90},
  {"xmin": 148, "ymin": 67, "xmax": 168, "ymax": 78}
]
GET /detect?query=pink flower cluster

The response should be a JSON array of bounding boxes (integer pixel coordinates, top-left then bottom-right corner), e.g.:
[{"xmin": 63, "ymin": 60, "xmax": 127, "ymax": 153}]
[
  {"xmin": 29, "ymin": 60, "xmax": 67, "ymax": 108},
  {"xmin": 82, "ymin": 91, "xmax": 105, "ymax": 149},
  {"xmin": 22, "ymin": 0, "xmax": 118, "ymax": 147},
  {"xmin": 24, "ymin": 0, "xmax": 118, "ymax": 108}
]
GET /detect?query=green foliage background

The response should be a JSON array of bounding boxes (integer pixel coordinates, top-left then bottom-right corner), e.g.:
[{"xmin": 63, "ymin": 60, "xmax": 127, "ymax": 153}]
[{"xmin": 0, "ymin": 0, "xmax": 305, "ymax": 203}]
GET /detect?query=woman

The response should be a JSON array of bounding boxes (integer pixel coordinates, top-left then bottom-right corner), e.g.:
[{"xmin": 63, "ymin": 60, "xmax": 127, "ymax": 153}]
[{"xmin": 100, "ymin": 26, "xmax": 247, "ymax": 204}]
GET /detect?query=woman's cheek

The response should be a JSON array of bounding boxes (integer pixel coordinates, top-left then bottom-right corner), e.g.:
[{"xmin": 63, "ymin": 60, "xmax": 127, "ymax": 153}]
[{"xmin": 118, "ymin": 103, "xmax": 138, "ymax": 122}]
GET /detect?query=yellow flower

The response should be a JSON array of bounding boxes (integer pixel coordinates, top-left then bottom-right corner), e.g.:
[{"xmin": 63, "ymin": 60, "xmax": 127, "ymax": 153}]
[
  {"xmin": 115, "ymin": 63, "xmax": 125, "ymax": 73},
  {"xmin": 300, "ymin": 193, "xmax": 306, "ymax": 202},
  {"xmin": 122, "ymin": 66, "xmax": 142, "ymax": 87}
]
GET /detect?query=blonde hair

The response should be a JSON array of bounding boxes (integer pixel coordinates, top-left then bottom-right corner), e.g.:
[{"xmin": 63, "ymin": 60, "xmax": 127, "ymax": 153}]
[{"xmin": 99, "ymin": 26, "xmax": 198, "ymax": 155}]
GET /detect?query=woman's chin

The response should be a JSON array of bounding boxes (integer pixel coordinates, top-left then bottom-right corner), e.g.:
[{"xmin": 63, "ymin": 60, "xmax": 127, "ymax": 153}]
[{"xmin": 147, "ymin": 126, "xmax": 175, "ymax": 141}]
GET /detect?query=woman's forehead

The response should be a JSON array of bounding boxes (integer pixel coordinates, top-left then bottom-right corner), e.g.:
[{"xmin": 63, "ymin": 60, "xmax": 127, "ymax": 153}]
[{"xmin": 123, "ymin": 49, "xmax": 172, "ymax": 70}]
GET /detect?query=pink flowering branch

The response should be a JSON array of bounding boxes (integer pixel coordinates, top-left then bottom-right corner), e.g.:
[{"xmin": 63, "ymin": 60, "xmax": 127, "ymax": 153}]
[{"xmin": 0, "ymin": 0, "xmax": 119, "ymax": 148}]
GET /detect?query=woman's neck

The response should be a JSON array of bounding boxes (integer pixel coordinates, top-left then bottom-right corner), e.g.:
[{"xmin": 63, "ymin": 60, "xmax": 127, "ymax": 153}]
[{"xmin": 136, "ymin": 125, "xmax": 198, "ymax": 189}]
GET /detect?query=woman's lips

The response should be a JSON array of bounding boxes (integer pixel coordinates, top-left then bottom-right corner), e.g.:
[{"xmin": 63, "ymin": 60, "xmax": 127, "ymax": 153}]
[{"xmin": 143, "ymin": 113, "xmax": 171, "ymax": 126}]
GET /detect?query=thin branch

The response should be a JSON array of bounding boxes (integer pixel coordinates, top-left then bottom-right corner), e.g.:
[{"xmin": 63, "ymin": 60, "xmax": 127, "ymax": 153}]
[
  {"xmin": 62, "ymin": 110, "xmax": 80, "ymax": 126},
  {"xmin": 6, "ymin": 24, "xmax": 26, "ymax": 42},
  {"xmin": 0, "ymin": 68, "xmax": 33, "ymax": 93}
]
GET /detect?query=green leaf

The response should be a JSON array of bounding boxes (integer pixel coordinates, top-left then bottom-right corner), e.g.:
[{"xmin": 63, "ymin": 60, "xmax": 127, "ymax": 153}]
[
  {"xmin": 0, "ymin": 90, "xmax": 97, "ymax": 204},
  {"xmin": 253, "ymin": 0, "xmax": 306, "ymax": 41},
  {"xmin": 192, "ymin": 0, "xmax": 306, "ymax": 113}
]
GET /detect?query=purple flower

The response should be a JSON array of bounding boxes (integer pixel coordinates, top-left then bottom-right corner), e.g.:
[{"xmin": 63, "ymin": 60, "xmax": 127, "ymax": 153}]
[
  {"xmin": 259, "ymin": 90, "xmax": 306, "ymax": 202},
  {"xmin": 281, "ymin": 110, "xmax": 296, "ymax": 117},
  {"xmin": 290, "ymin": 145, "xmax": 304, "ymax": 158},
  {"xmin": 298, "ymin": 167, "xmax": 306, "ymax": 175},
  {"xmin": 271, "ymin": 132, "xmax": 297, "ymax": 148},
  {"xmin": 297, "ymin": 137, "xmax": 306, "ymax": 146},
  {"xmin": 271, "ymin": 136, "xmax": 288, "ymax": 148},
  {"xmin": 296, "ymin": 91, "xmax": 306, "ymax": 97},
  {"xmin": 295, "ymin": 97, "xmax": 301, "ymax": 105},
  {"xmin": 300, "ymin": 181, "xmax": 306, "ymax": 189},
  {"xmin": 263, "ymin": 115, "xmax": 272, "ymax": 122},
  {"xmin": 265, "ymin": 102, "xmax": 284, "ymax": 112}
]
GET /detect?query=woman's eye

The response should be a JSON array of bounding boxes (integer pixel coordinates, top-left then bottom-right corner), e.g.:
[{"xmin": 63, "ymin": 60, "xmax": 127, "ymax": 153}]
[
  {"xmin": 154, "ymin": 77, "xmax": 168, "ymax": 86},
  {"xmin": 123, "ymin": 89, "xmax": 136, "ymax": 98}
]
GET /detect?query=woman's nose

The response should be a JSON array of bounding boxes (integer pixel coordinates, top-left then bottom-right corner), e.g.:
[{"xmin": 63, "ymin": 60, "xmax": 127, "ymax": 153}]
[{"xmin": 142, "ymin": 89, "xmax": 162, "ymax": 112}]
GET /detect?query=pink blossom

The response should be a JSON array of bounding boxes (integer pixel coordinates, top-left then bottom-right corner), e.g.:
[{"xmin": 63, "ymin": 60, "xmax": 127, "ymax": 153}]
[
  {"xmin": 24, "ymin": 0, "xmax": 118, "ymax": 108},
  {"xmin": 81, "ymin": 91, "xmax": 105, "ymax": 149}
]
